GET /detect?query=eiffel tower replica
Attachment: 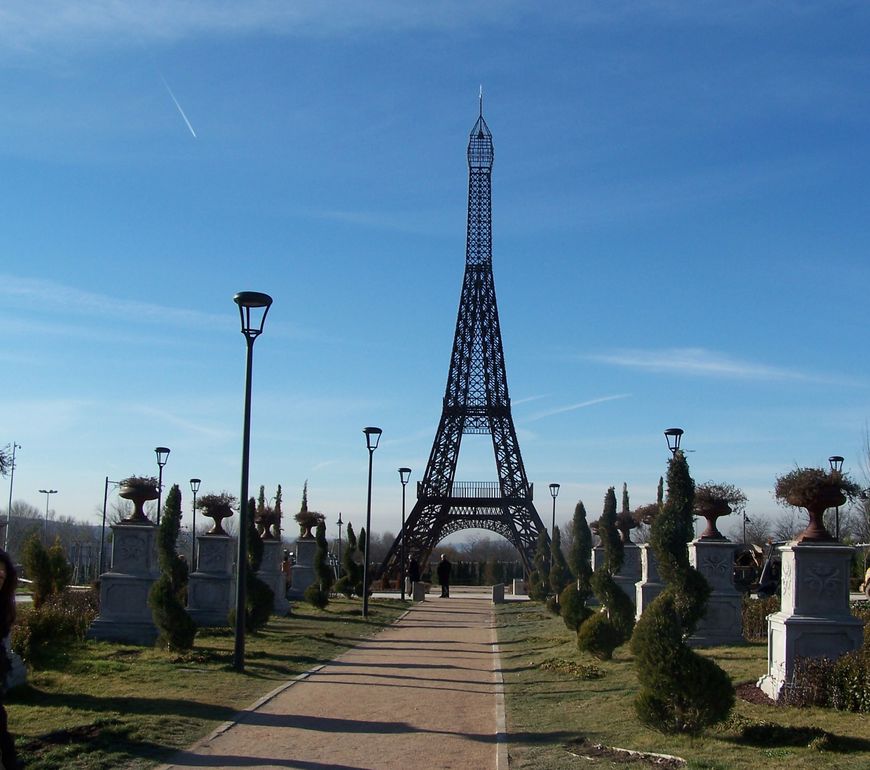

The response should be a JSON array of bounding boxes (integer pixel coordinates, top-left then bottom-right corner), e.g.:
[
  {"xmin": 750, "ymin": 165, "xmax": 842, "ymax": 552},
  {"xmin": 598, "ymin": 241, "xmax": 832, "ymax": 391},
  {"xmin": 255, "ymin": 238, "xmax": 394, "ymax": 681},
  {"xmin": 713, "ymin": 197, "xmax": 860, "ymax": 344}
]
[{"xmin": 380, "ymin": 101, "xmax": 547, "ymax": 579}]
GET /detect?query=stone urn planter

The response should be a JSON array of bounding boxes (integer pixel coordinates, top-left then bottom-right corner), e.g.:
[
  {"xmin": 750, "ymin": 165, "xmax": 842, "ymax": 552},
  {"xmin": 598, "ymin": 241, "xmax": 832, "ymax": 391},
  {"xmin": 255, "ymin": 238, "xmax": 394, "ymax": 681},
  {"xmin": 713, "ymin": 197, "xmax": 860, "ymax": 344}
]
[
  {"xmin": 196, "ymin": 493, "xmax": 237, "ymax": 535},
  {"xmin": 118, "ymin": 476, "xmax": 159, "ymax": 524},
  {"xmin": 774, "ymin": 468, "xmax": 857, "ymax": 543},
  {"xmin": 695, "ymin": 499, "xmax": 731, "ymax": 540},
  {"xmin": 693, "ymin": 482, "xmax": 745, "ymax": 541}
]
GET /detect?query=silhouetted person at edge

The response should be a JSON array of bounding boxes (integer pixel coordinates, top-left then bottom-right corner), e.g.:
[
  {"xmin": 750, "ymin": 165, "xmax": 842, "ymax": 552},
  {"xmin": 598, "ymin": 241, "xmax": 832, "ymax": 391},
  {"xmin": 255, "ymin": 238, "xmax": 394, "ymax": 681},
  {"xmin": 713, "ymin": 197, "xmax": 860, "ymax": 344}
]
[
  {"xmin": 408, "ymin": 555, "xmax": 421, "ymax": 592},
  {"xmin": 0, "ymin": 549, "xmax": 19, "ymax": 769},
  {"xmin": 437, "ymin": 553, "xmax": 452, "ymax": 598}
]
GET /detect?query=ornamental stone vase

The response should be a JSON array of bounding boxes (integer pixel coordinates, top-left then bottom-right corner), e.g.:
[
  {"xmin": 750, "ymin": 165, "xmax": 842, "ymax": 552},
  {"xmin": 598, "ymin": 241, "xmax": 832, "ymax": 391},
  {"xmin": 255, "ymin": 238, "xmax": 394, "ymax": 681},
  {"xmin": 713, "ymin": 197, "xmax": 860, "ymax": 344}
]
[
  {"xmin": 118, "ymin": 482, "xmax": 159, "ymax": 524},
  {"xmin": 201, "ymin": 504, "xmax": 233, "ymax": 535},
  {"xmin": 695, "ymin": 499, "xmax": 731, "ymax": 540},
  {"xmin": 789, "ymin": 486, "xmax": 845, "ymax": 542}
]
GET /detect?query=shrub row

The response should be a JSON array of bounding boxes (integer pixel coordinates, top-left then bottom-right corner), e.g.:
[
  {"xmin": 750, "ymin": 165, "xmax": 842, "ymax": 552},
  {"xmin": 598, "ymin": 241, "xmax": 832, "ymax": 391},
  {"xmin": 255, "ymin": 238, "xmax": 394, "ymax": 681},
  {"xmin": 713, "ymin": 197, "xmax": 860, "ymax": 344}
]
[{"xmin": 11, "ymin": 589, "xmax": 99, "ymax": 664}]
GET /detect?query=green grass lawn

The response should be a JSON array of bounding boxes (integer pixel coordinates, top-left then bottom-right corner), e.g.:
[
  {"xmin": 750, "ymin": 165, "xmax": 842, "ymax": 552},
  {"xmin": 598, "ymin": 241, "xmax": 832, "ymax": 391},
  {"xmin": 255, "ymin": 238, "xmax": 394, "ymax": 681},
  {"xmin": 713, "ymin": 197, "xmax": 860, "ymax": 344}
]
[
  {"xmin": 497, "ymin": 601, "xmax": 870, "ymax": 770},
  {"xmin": 6, "ymin": 598, "xmax": 406, "ymax": 770}
]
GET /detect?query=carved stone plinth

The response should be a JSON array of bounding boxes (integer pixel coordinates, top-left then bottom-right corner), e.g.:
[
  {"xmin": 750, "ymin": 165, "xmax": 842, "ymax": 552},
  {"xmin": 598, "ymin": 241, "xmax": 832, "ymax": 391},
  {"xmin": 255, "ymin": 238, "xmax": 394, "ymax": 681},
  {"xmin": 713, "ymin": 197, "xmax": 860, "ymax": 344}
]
[
  {"xmin": 594, "ymin": 543, "xmax": 640, "ymax": 605},
  {"xmin": 88, "ymin": 522, "xmax": 159, "ymax": 645},
  {"xmin": 689, "ymin": 539, "xmax": 742, "ymax": 646},
  {"xmin": 257, "ymin": 539, "xmax": 290, "ymax": 615},
  {"xmin": 635, "ymin": 543, "xmax": 665, "ymax": 620},
  {"xmin": 758, "ymin": 542, "xmax": 864, "ymax": 700},
  {"xmin": 287, "ymin": 538, "xmax": 316, "ymax": 599},
  {"xmin": 187, "ymin": 534, "xmax": 234, "ymax": 627}
]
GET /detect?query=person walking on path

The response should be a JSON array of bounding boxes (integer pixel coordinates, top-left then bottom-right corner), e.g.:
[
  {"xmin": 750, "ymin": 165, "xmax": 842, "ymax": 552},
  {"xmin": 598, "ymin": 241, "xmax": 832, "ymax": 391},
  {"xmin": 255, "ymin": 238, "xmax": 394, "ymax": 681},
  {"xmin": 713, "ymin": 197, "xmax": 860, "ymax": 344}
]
[
  {"xmin": 437, "ymin": 553, "xmax": 452, "ymax": 598},
  {"xmin": 408, "ymin": 555, "xmax": 420, "ymax": 596}
]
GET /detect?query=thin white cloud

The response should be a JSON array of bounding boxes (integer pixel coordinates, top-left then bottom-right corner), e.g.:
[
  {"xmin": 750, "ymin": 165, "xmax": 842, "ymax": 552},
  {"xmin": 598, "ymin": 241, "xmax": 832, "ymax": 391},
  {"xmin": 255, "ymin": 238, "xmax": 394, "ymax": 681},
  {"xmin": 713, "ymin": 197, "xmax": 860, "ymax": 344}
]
[
  {"xmin": 525, "ymin": 394, "xmax": 631, "ymax": 422},
  {"xmin": 587, "ymin": 348, "xmax": 818, "ymax": 382}
]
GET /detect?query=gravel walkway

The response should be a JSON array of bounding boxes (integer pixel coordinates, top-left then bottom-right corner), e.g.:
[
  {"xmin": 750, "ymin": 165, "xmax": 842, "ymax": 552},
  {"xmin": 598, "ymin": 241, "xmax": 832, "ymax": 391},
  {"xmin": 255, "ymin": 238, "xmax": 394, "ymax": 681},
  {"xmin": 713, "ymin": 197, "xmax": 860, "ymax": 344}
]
[{"xmin": 160, "ymin": 593, "xmax": 506, "ymax": 769}]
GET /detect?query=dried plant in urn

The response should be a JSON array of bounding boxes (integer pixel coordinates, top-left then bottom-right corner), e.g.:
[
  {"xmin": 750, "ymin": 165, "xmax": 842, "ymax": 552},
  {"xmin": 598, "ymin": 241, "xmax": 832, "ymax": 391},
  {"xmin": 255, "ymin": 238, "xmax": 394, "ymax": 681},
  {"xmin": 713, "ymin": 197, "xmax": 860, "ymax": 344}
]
[
  {"xmin": 118, "ymin": 475, "xmax": 159, "ymax": 523},
  {"xmin": 693, "ymin": 482, "xmax": 746, "ymax": 540},
  {"xmin": 196, "ymin": 492, "xmax": 237, "ymax": 535},
  {"xmin": 774, "ymin": 466, "xmax": 860, "ymax": 542}
]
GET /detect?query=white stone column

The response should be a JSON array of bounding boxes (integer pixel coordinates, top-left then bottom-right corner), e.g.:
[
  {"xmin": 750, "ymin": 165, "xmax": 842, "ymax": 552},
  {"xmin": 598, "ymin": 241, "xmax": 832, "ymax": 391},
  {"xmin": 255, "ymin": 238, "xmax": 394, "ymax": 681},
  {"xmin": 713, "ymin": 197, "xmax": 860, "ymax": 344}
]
[
  {"xmin": 758, "ymin": 542, "xmax": 864, "ymax": 700},
  {"xmin": 258, "ymin": 538, "xmax": 290, "ymax": 614},
  {"xmin": 689, "ymin": 539, "xmax": 742, "ymax": 646},
  {"xmin": 288, "ymin": 537, "xmax": 317, "ymax": 598},
  {"xmin": 187, "ymin": 533, "xmax": 234, "ymax": 627},
  {"xmin": 635, "ymin": 543, "xmax": 665, "ymax": 620}
]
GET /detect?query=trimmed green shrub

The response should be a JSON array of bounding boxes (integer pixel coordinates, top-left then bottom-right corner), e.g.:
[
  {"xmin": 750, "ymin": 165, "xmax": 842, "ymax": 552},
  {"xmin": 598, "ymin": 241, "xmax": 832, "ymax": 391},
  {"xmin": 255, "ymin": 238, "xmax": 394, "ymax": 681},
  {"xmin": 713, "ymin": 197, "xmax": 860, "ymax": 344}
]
[
  {"xmin": 306, "ymin": 520, "xmax": 333, "ymax": 608},
  {"xmin": 579, "ymin": 487, "xmax": 634, "ymax": 660},
  {"xmin": 548, "ymin": 526, "xmax": 571, "ymax": 609},
  {"xmin": 21, "ymin": 534, "xmax": 72, "ymax": 608},
  {"xmin": 742, "ymin": 594, "xmax": 780, "ymax": 642},
  {"xmin": 244, "ymin": 497, "xmax": 274, "ymax": 632},
  {"xmin": 631, "ymin": 450, "xmax": 734, "ymax": 734},
  {"xmin": 565, "ymin": 500, "xmax": 594, "ymax": 632},
  {"xmin": 11, "ymin": 589, "xmax": 98, "ymax": 664},
  {"xmin": 528, "ymin": 531, "xmax": 550, "ymax": 602},
  {"xmin": 148, "ymin": 484, "xmax": 196, "ymax": 651},
  {"xmin": 337, "ymin": 523, "xmax": 361, "ymax": 598},
  {"xmin": 559, "ymin": 583, "xmax": 592, "ymax": 631}
]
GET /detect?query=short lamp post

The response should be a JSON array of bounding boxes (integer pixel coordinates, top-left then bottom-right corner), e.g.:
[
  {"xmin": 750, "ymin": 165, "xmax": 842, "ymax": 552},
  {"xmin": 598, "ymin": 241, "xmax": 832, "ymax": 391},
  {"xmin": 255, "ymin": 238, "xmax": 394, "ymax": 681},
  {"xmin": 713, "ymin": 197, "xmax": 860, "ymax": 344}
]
[
  {"xmin": 38, "ymin": 488, "xmax": 57, "ymax": 540},
  {"xmin": 399, "ymin": 467, "xmax": 411, "ymax": 601},
  {"xmin": 336, "ymin": 512, "xmax": 343, "ymax": 578},
  {"xmin": 743, "ymin": 512, "xmax": 751, "ymax": 545},
  {"xmin": 155, "ymin": 447, "xmax": 171, "ymax": 525},
  {"xmin": 362, "ymin": 426, "xmax": 382, "ymax": 618},
  {"xmin": 232, "ymin": 290, "xmax": 273, "ymax": 673},
  {"xmin": 664, "ymin": 428, "xmax": 684, "ymax": 457},
  {"xmin": 548, "ymin": 482, "xmax": 560, "ymax": 570},
  {"xmin": 829, "ymin": 455, "xmax": 844, "ymax": 540},
  {"xmin": 190, "ymin": 478, "xmax": 202, "ymax": 565}
]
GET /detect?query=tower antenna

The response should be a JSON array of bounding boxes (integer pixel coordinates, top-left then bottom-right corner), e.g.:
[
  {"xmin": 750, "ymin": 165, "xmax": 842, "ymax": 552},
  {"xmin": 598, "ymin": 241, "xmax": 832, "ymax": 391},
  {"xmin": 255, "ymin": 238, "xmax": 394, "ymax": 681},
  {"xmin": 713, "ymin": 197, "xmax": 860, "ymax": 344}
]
[{"xmin": 479, "ymin": 85, "xmax": 483, "ymax": 117}]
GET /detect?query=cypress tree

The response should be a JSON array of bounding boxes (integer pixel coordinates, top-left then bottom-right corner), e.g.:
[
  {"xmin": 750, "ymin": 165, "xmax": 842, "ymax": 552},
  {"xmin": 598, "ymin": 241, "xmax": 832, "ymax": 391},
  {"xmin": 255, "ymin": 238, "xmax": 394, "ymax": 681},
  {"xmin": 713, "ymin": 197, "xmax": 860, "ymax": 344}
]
[
  {"xmin": 148, "ymin": 484, "xmax": 196, "ymax": 651},
  {"xmin": 336, "ymin": 522, "xmax": 360, "ymax": 597},
  {"xmin": 245, "ymin": 497, "xmax": 274, "ymax": 631},
  {"xmin": 561, "ymin": 500, "xmax": 594, "ymax": 631},
  {"xmin": 548, "ymin": 526, "xmax": 571, "ymax": 613},
  {"xmin": 527, "ymin": 530, "xmax": 550, "ymax": 601},
  {"xmin": 305, "ymin": 520, "xmax": 333, "ymax": 608},
  {"xmin": 578, "ymin": 487, "xmax": 634, "ymax": 659},
  {"xmin": 631, "ymin": 451, "xmax": 734, "ymax": 734},
  {"xmin": 274, "ymin": 484, "xmax": 283, "ymax": 538}
]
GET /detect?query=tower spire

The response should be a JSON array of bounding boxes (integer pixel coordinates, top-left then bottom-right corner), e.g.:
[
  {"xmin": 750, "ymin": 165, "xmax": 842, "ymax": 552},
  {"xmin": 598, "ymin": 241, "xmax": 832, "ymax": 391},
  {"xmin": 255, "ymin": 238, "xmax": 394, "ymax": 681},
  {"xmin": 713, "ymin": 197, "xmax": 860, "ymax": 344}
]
[{"xmin": 479, "ymin": 84, "xmax": 483, "ymax": 117}]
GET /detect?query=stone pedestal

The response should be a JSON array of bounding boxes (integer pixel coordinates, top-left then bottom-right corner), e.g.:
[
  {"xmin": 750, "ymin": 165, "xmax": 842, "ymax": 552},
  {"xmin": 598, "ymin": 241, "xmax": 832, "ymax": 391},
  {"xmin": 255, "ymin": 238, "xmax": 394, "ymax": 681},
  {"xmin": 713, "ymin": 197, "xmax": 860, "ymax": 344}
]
[
  {"xmin": 689, "ymin": 539, "xmax": 742, "ymax": 646},
  {"xmin": 594, "ymin": 543, "xmax": 640, "ymax": 605},
  {"xmin": 412, "ymin": 581, "xmax": 426, "ymax": 602},
  {"xmin": 511, "ymin": 578, "xmax": 526, "ymax": 596},
  {"xmin": 287, "ymin": 537, "xmax": 316, "ymax": 599},
  {"xmin": 635, "ymin": 543, "xmax": 665, "ymax": 620},
  {"xmin": 88, "ymin": 522, "xmax": 159, "ymax": 645},
  {"xmin": 758, "ymin": 542, "xmax": 865, "ymax": 700},
  {"xmin": 258, "ymin": 539, "xmax": 290, "ymax": 615},
  {"xmin": 187, "ymin": 534, "xmax": 234, "ymax": 627},
  {"xmin": 492, "ymin": 583, "xmax": 505, "ymax": 604}
]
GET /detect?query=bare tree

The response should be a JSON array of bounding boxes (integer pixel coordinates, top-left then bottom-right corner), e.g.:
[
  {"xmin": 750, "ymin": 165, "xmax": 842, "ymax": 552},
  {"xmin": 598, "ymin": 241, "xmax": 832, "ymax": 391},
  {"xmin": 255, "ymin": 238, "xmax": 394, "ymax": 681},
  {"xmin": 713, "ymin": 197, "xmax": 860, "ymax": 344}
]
[
  {"xmin": 772, "ymin": 508, "xmax": 803, "ymax": 541},
  {"xmin": 727, "ymin": 513, "xmax": 772, "ymax": 546}
]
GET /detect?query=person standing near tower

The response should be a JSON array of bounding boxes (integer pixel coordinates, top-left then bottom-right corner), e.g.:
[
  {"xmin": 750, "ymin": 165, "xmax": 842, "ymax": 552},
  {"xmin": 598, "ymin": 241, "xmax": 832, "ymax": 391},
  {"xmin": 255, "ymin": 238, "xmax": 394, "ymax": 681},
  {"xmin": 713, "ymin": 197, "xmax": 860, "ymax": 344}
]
[{"xmin": 437, "ymin": 553, "xmax": 452, "ymax": 598}]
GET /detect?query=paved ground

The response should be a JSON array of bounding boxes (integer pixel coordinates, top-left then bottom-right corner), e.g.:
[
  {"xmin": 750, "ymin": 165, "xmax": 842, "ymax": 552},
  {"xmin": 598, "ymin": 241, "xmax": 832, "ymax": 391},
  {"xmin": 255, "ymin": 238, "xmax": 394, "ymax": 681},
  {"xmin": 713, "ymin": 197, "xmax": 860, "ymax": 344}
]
[{"xmin": 159, "ymin": 590, "xmax": 507, "ymax": 770}]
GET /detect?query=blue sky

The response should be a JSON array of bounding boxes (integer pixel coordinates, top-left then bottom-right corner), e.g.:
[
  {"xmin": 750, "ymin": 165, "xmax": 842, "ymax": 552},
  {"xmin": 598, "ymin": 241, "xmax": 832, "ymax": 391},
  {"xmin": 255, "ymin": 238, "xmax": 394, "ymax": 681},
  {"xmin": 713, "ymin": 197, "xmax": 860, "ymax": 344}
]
[{"xmin": 1, "ymin": 1, "xmax": 869, "ymax": 541}]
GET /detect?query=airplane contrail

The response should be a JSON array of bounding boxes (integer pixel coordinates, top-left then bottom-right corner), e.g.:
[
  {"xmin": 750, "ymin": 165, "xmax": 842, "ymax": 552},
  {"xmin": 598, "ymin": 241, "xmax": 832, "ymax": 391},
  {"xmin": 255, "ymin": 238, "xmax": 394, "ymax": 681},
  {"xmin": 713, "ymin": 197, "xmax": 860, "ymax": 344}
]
[{"xmin": 161, "ymin": 76, "xmax": 197, "ymax": 139}]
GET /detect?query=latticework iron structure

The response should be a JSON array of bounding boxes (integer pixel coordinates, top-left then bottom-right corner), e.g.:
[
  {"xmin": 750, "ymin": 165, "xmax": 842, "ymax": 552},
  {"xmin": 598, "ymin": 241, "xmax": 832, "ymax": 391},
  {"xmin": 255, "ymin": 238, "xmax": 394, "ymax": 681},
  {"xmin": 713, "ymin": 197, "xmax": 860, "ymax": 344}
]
[{"xmin": 380, "ymin": 105, "xmax": 547, "ymax": 579}]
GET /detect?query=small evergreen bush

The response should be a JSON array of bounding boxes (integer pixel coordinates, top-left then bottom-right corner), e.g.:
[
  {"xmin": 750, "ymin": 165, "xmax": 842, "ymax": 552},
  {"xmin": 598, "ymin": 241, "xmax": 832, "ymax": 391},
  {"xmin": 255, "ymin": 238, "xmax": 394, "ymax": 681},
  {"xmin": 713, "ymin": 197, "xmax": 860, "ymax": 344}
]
[
  {"xmin": 548, "ymin": 526, "xmax": 571, "ymax": 611},
  {"xmin": 245, "ymin": 497, "xmax": 274, "ymax": 631},
  {"xmin": 528, "ymin": 531, "xmax": 550, "ymax": 602},
  {"xmin": 741, "ymin": 594, "xmax": 780, "ymax": 642},
  {"xmin": 11, "ymin": 589, "xmax": 98, "ymax": 664},
  {"xmin": 21, "ymin": 534, "xmax": 71, "ymax": 608},
  {"xmin": 305, "ymin": 520, "xmax": 333, "ymax": 609},
  {"xmin": 565, "ymin": 500, "xmax": 594, "ymax": 633}
]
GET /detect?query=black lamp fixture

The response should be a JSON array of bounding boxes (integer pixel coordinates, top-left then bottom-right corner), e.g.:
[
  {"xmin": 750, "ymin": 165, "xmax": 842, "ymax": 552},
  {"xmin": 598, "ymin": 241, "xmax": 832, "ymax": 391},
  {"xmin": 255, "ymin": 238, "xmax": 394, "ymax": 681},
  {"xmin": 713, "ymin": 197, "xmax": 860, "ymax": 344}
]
[
  {"xmin": 362, "ymin": 426, "xmax": 382, "ymax": 618},
  {"xmin": 336, "ymin": 512, "xmax": 343, "ymax": 577},
  {"xmin": 38, "ymin": 488, "xmax": 57, "ymax": 539},
  {"xmin": 664, "ymin": 428, "xmax": 684, "ymax": 456},
  {"xmin": 232, "ymin": 290, "xmax": 273, "ymax": 673},
  {"xmin": 548, "ymin": 482, "xmax": 560, "ymax": 571},
  {"xmin": 828, "ymin": 455, "xmax": 845, "ymax": 539},
  {"xmin": 398, "ymin": 467, "xmax": 412, "ymax": 601},
  {"xmin": 155, "ymin": 446, "xmax": 171, "ymax": 525},
  {"xmin": 190, "ymin": 478, "xmax": 202, "ymax": 565}
]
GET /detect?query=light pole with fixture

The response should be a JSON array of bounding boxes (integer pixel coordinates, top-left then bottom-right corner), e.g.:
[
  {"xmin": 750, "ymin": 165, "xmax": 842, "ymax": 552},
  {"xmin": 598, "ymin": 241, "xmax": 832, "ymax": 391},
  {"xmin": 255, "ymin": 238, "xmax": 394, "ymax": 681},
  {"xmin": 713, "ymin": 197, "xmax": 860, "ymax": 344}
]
[
  {"xmin": 99, "ymin": 477, "xmax": 122, "ymax": 575},
  {"xmin": 190, "ymin": 478, "xmax": 202, "ymax": 565},
  {"xmin": 4, "ymin": 442, "xmax": 20, "ymax": 552},
  {"xmin": 548, "ymin": 482, "xmax": 560, "ymax": 570},
  {"xmin": 664, "ymin": 428, "xmax": 684, "ymax": 457},
  {"xmin": 399, "ymin": 467, "xmax": 411, "ymax": 601},
  {"xmin": 336, "ymin": 512, "xmax": 343, "ymax": 578},
  {"xmin": 829, "ymin": 455, "xmax": 844, "ymax": 540},
  {"xmin": 38, "ymin": 488, "xmax": 57, "ymax": 540},
  {"xmin": 232, "ymin": 290, "xmax": 273, "ymax": 672},
  {"xmin": 155, "ymin": 447, "xmax": 171, "ymax": 525},
  {"xmin": 362, "ymin": 426, "xmax": 382, "ymax": 618}
]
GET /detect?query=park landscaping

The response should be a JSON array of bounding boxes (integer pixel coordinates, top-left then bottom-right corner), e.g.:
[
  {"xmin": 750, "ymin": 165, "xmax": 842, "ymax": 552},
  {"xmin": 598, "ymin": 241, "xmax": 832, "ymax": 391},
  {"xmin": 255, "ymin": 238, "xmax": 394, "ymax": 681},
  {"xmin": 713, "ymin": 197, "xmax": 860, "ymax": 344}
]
[
  {"xmin": 496, "ymin": 599, "xmax": 870, "ymax": 770},
  {"xmin": 5, "ymin": 598, "xmax": 405, "ymax": 770}
]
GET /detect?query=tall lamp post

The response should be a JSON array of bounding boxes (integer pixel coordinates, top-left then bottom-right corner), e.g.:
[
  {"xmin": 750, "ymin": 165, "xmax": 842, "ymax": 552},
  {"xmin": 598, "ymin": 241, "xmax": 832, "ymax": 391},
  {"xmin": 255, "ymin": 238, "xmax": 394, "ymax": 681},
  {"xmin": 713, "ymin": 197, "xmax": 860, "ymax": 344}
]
[
  {"xmin": 155, "ymin": 447, "xmax": 171, "ymax": 525},
  {"xmin": 232, "ymin": 290, "xmax": 272, "ymax": 673},
  {"xmin": 38, "ymin": 488, "xmax": 57, "ymax": 540},
  {"xmin": 336, "ymin": 512, "xmax": 343, "ymax": 577},
  {"xmin": 829, "ymin": 455, "xmax": 844, "ymax": 540},
  {"xmin": 4, "ymin": 442, "xmax": 20, "ymax": 552},
  {"xmin": 190, "ymin": 478, "xmax": 202, "ymax": 565},
  {"xmin": 99, "ymin": 477, "xmax": 122, "ymax": 575},
  {"xmin": 548, "ymin": 482, "xmax": 560, "ymax": 570},
  {"xmin": 362, "ymin": 426, "xmax": 382, "ymax": 618},
  {"xmin": 743, "ymin": 512, "xmax": 751, "ymax": 545},
  {"xmin": 398, "ymin": 467, "xmax": 411, "ymax": 601},
  {"xmin": 664, "ymin": 427, "xmax": 684, "ymax": 457}
]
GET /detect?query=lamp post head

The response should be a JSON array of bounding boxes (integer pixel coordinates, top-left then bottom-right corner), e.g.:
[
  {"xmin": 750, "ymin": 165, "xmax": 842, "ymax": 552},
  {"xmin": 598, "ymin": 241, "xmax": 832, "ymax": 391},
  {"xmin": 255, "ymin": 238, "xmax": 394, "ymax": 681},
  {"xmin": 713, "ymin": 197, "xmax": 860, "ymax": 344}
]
[
  {"xmin": 190, "ymin": 478, "xmax": 202, "ymax": 494},
  {"xmin": 234, "ymin": 291, "xmax": 273, "ymax": 339},
  {"xmin": 828, "ymin": 455, "xmax": 844, "ymax": 474},
  {"xmin": 39, "ymin": 489, "xmax": 57, "ymax": 495},
  {"xmin": 549, "ymin": 483, "xmax": 560, "ymax": 499},
  {"xmin": 399, "ymin": 467, "xmax": 412, "ymax": 485},
  {"xmin": 664, "ymin": 428, "xmax": 684, "ymax": 455},
  {"xmin": 363, "ymin": 426, "xmax": 383, "ymax": 451},
  {"xmin": 337, "ymin": 512, "xmax": 343, "ymax": 526},
  {"xmin": 155, "ymin": 447, "xmax": 171, "ymax": 468}
]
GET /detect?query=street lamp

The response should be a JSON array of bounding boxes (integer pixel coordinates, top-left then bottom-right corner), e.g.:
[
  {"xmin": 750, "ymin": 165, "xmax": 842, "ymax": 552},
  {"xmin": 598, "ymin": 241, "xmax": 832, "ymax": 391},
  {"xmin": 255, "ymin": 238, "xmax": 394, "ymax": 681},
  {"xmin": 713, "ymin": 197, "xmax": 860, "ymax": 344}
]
[
  {"xmin": 829, "ymin": 455, "xmax": 844, "ymax": 540},
  {"xmin": 548, "ymin": 482, "xmax": 560, "ymax": 570},
  {"xmin": 38, "ymin": 488, "xmax": 57, "ymax": 540},
  {"xmin": 232, "ymin": 290, "xmax": 273, "ymax": 673},
  {"xmin": 398, "ymin": 467, "xmax": 412, "ymax": 601},
  {"xmin": 362, "ymin": 426, "xmax": 382, "ymax": 618},
  {"xmin": 190, "ymin": 478, "xmax": 202, "ymax": 565},
  {"xmin": 99, "ymin": 478, "xmax": 122, "ymax": 575},
  {"xmin": 4, "ymin": 442, "xmax": 21, "ymax": 552},
  {"xmin": 155, "ymin": 447, "xmax": 171, "ymax": 525},
  {"xmin": 743, "ymin": 512, "xmax": 751, "ymax": 544},
  {"xmin": 336, "ymin": 512, "xmax": 343, "ymax": 577},
  {"xmin": 664, "ymin": 428, "xmax": 684, "ymax": 456}
]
